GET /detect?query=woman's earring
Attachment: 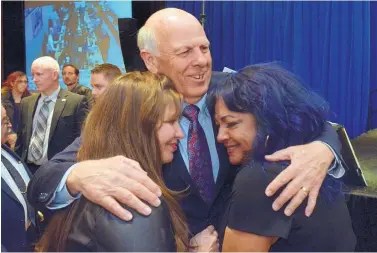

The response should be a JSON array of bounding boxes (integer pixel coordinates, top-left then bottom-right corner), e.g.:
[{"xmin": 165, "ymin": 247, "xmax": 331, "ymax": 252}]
[{"xmin": 264, "ymin": 135, "xmax": 270, "ymax": 148}]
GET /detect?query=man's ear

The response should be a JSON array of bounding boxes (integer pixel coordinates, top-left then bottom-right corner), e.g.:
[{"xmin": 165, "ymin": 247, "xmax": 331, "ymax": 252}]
[
  {"xmin": 52, "ymin": 70, "xmax": 59, "ymax": 81},
  {"xmin": 140, "ymin": 50, "xmax": 158, "ymax": 74}
]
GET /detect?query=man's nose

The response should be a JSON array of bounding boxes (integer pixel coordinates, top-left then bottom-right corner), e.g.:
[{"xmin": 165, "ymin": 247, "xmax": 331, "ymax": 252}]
[{"xmin": 192, "ymin": 48, "xmax": 208, "ymax": 67}]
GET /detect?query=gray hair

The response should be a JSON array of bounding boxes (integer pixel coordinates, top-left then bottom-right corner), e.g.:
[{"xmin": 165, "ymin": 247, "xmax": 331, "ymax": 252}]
[
  {"xmin": 137, "ymin": 26, "xmax": 159, "ymax": 56},
  {"xmin": 32, "ymin": 56, "xmax": 60, "ymax": 74}
]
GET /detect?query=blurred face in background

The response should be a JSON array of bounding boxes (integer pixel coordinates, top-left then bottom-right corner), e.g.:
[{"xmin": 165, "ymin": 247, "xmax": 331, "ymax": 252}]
[
  {"xmin": 157, "ymin": 102, "xmax": 184, "ymax": 163},
  {"xmin": 62, "ymin": 66, "xmax": 79, "ymax": 86},
  {"xmin": 90, "ymin": 73, "xmax": 110, "ymax": 101},
  {"xmin": 13, "ymin": 75, "xmax": 28, "ymax": 94}
]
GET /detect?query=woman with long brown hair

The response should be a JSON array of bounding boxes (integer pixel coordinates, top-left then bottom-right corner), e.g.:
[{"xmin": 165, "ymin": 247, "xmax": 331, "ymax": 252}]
[{"xmin": 36, "ymin": 71, "xmax": 189, "ymax": 251}]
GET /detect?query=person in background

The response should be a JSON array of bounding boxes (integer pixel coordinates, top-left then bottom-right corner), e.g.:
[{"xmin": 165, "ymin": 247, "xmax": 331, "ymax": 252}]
[
  {"xmin": 62, "ymin": 64, "xmax": 93, "ymax": 108},
  {"xmin": 36, "ymin": 72, "xmax": 191, "ymax": 251},
  {"xmin": 1, "ymin": 71, "xmax": 31, "ymax": 149},
  {"xmin": 206, "ymin": 63, "xmax": 356, "ymax": 251},
  {"xmin": 1, "ymin": 104, "xmax": 38, "ymax": 252},
  {"xmin": 16, "ymin": 56, "xmax": 88, "ymax": 174},
  {"xmin": 89, "ymin": 63, "xmax": 122, "ymax": 102}
]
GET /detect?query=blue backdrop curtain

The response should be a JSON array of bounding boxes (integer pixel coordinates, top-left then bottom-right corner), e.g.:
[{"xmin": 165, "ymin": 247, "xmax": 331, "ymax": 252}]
[
  {"xmin": 369, "ymin": 2, "xmax": 377, "ymax": 131},
  {"xmin": 166, "ymin": 1, "xmax": 374, "ymax": 138}
]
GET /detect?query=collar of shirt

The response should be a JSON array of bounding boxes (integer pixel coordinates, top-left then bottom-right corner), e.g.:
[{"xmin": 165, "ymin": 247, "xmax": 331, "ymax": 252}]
[
  {"xmin": 40, "ymin": 86, "xmax": 60, "ymax": 103},
  {"xmin": 182, "ymin": 93, "xmax": 210, "ymax": 117}
]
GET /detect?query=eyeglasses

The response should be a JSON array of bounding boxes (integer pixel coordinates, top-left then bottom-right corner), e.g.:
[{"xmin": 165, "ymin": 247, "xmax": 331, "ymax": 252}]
[{"xmin": 17, "ymin": 80, "xmax": 28, "ymax": 84}]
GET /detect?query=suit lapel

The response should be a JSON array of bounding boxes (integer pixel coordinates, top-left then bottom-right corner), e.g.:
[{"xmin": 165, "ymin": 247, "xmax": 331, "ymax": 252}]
[
  {"xmin": 26, "ymin": 95, "xmax": 40, "ymax": 147},
  {"xmin": 1, "ymin": 177, "xmax": 21, "ymax": 205},
  {"xmin": 164, "ymin": 148, "xmax": 201, "ymax": 197},
  {"xmin": 49, "ymin": 90, "xmax": 68, "ymax": 142},
  {"xmin": 170, "ymin": 148, "xmax": 194, "ymax": 185},
  {"xmin": 2, "ymin": 145, "xmax": 33, "ymax": 178}
]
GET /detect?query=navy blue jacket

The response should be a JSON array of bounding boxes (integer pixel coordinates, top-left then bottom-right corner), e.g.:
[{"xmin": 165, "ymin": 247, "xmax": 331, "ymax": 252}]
[{"xmin": 1, "ymin": 145, "xmax": 37, "ymax": 251}]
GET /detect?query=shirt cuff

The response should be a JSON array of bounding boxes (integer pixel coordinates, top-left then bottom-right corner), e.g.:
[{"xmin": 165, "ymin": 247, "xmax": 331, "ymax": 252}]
[
  {"xmin": 46, "ymin": 165, "xmax": 82, "ymax": 210},
  {"xmin": 317, "ymin": 141, "xmax": 345, "ymax": 179}
]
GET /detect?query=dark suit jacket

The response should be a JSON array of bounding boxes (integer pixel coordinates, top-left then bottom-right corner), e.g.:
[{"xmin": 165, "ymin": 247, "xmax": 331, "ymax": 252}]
[
  {"xmin": 1, "ymin": 145, "xmax": 37, "ymax": 252},
  {"xmin": 70, "ymin": 84, "xmax": 93, "ymax": 108},
  {"xmin": 16, "ymin": 89, "xmax": 88, "ymax": 162},
  {"xmin": 27, "ymin": 72, "xmax": 342, "ymax": 235}
]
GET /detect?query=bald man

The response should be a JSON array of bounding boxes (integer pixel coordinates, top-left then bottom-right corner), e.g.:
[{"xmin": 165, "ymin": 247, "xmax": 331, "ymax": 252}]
[
  {"xmin": 28, "ymin": 9, "xmax": 343, "ymax": 249},
  {"xmin": 16, "ymin": 56, "xmax": 89, "ymax": 174}
]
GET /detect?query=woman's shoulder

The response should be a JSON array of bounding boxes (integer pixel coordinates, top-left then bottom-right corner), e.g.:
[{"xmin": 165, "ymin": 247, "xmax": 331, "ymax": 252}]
[
  {"xmin": 227, "ymin": 161, "xmax": 293, "ymax": 239},
  {"xmin": 93, "ymin": 198, "xmax": 171, "ymax": 228},
  {"xmin": 234, "ymin": 160, "xmax": 286, "ymax": 193},
  {"xmin": 89, "ymin": 197, "xmax": 176, "ymax": 251}
]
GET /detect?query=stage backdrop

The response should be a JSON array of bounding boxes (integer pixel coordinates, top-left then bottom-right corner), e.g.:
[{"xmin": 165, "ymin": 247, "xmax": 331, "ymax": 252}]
[
  {"xmin": 24, "ymin": 1, "xmax": 132, "ymax": 90},
  {"xmin": 166, "ymin": 1, "xmax": 376, "ymax": 138}
]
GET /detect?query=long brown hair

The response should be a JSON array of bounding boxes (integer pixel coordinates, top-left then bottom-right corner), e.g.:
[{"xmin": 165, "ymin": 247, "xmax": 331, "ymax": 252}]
[{"xmin": 36, "ymin": 71, "xmax": 189, "ymax": 251}]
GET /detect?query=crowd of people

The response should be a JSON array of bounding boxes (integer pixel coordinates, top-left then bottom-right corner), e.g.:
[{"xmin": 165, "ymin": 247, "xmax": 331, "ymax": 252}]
[{"xmin": 1, "ymin": 8, "xmax": 356, "ymax": 252}]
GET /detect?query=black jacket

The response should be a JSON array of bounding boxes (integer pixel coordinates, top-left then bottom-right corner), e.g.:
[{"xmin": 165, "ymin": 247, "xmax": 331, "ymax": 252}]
[{"xmin": 64, "ymin": 197, "xmax": 176, "ymax": 251}]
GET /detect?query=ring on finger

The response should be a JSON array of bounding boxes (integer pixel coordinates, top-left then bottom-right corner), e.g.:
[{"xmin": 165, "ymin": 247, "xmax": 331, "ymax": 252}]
[{"xmin": 300, "ymin": 186, "xmax": 310, "ymax": 195}]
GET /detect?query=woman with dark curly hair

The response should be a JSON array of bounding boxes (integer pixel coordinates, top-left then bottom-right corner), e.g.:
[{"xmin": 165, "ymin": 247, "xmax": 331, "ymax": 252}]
[{"xmin": 207, "ymin": 63, "xmax": 356, "ymax": 252}]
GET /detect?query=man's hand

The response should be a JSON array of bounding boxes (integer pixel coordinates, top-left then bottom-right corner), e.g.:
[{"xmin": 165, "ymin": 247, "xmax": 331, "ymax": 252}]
[
  {"xmin": 66, "ymin": 155, "xmax": 162, "ymax": 221},
  {"xmin": 190, "ymin": 225, "xmax": 219, "ymax": 252},
  {"xmin": 264, "ymin": 141, "xmax": 334, "ymax": 217}
]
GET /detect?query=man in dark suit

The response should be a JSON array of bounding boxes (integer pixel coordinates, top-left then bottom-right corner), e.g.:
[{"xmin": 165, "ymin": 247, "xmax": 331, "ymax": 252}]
[
  {"xmin": 16, "ymin": 56, "xmax": 88, "ymax": 174},
  {"xmin": 27, "ymin": 8, "xmax": 344, "ymax": 249},
  {"xmin": 62, "ymin": 64, "xmax": 93, "ymax": 108},
  {"xmin": 1, "ymin": 105, "xmax": 38, "ymax": 251}
]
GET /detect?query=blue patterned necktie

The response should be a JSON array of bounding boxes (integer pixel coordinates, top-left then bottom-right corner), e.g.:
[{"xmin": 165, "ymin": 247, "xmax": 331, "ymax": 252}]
[
  {"xmin": 183, "ymin": 104, "xmax": 215, "ymax": 204},
  {"xmin": 29, "ymin": 97, "xmax": 52, "ymax": 162}
]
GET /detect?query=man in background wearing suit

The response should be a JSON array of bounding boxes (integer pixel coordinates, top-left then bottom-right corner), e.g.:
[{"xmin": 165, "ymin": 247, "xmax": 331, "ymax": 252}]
[
  {"xmin": 28, "ymin": 9, "xmax": 344, "ymax": 250},
  {"xmin": 62, "ymin": 64, "xmax": 93, "ymax": 108},
  {"xmin": 1, "ymin": 105, "xmax": 38, "ymax": 251},
  {"xmin": 16, "ymin": 56, "xmax": 88, "ymax": 174}
]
